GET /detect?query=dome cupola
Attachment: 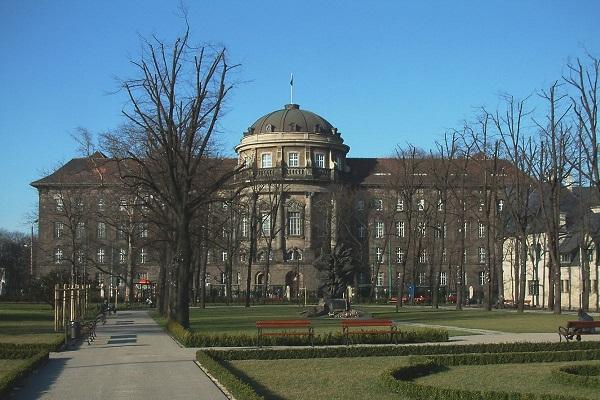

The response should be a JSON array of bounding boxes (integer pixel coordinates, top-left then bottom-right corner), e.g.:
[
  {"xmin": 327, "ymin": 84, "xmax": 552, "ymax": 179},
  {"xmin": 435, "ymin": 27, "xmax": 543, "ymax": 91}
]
[{"xmin": 245, "ymin": 104, "xmax": 340, "ymax": 136}]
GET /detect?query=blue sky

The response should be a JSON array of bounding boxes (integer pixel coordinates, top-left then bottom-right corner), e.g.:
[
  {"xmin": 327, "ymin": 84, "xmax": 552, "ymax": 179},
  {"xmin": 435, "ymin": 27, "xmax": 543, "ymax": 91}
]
[{"xmin": 1, "ymin": 0, "xmax": 599, "ymax": 233}]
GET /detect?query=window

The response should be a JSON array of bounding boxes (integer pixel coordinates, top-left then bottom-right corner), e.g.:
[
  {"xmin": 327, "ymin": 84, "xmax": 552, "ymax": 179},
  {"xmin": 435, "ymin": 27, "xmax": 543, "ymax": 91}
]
[
  {"xmin": 418, "ymin": 222, "xmax": 426, "ymax": 237},
  {"xmin": 437, "ymin": 199, "xmax": 444, "ymax": 211},
  {"xmin": 54, "ymin": 247, "xmax": 64, "ymax": 264},
  {"xmin": 241, "ymin": 216, "xmax": 249, "ymax": 237},
  {"xmin": 222, "ymin": 226, "xmax": 227, "ymax": 238},
  {"xmin": 528, "ymin": 280, "xmax": 540, "ymax": 295},
  {"xmin": 374, "ymin": 199, "xmax": 383, "ymax": 211},
  {"xmin": 314, "ymin": 153, "xmax": 325, "ymax": 168},
  {"xmin": 222, "ymin": 251, "xmax": 228, "ymax": 262},
  {"xmin": 119, "ymin": 248, "xmax": 127, "ymax": 264},
  {"xmin": 54, "ymin": 194, "xmax": 64, "ymax": 212},
  {"xmin": 335, "ymin": 156, "xmax": 343, "ymax": 170},
  {"xmin": 442, "ymin": 248, "xmax": 447, "ymax": 262},
  {"xmin": 463, "ymin": 249, "xmax": 468, "ymax": 264},
  {"xmin": 358, "ymin": 224, "xmax": 366, "ymax": 238},
  {"xmin": 497, "ymin": 199, "xmax": 504, "ymax": 213},
  {"xmin": 75, "ymin": 198, "xmax": 84, "ymax": 212},
  {"xmin": 97, "ymin": 222, "xmax": 106, "ymax": 239},
  {"xmin": 76, "ymin": 222, "xmax": 85, "ymax": 239},
  {"xmin": 479, "ymin": 200, "xmax": 485, "ymax": 212},
  {"xmin": 419, "ymin": 250, "xmax": 428, "ymax": 263},
  {"xmin": 119, "ymin": 197, "xmax": 128, "ymax": 212},
  {"xmin": 434, "ymin": 223, "xmax": 446, "ymax": 239},
  {"xmin": 376, "ymin": 247, "xmax": 384, "ymax": 263},
  {"xmin": 440, "ymin": 271, "xmax": 447, "ymax": 286},
  {"xmin": 117, "ymin": 223, "xmax": 126, "ymax": 240},
  {"xmin": 139, "ymin": 223, "xmax": 148, "ymax": 238},
  {"xmin": 376, "ymin": 272, "xmax": 385, "ymax": 287},
  {"xmin": 396, "ymin": 199, "xmax": 404, "ymax": 211},
  {"xmin": 222, "ymin": 201, "xmax": 228, "ymax": 211},
  {"xmin": 418, "ymin": 272, "xmax": 427, "ymax": 285},
  {"xmin": 97, "ymin": 198, "xmax": 105, "ymax": 212},
  {"xmin": 396, "ymin": 248, "xmax": 405, "ymax": 263},
  {"xmin": 54, "ymin": 222, "xmax": 64, "ymax": 239},
  {"xmin": 261, "ymin": 153, "xmax": 272, "ymax": 168},
  {"xmin": 478, "ymin": 247, "xmax": 486, "ymax": 263},
  {"xmin": 560, "ymin": 279, "xmax": 570, "ymax": 293},
  {"xmin": 560, "ymin": 253, "xmax": 571, "ymax": 264},
  {"xmin": 417, "ymin": 199, "xmax": 425, "ymax": 211},
  {"xmin": 288, "ymin": 152, "xmax": 299, "ymax": 167},
  {"xmin": 356, "ymin": 199, "xmax": 365, "ymax": 211},
  {"xmin": 478, "ymin": 271, "xmax": 486, "ymax": 286},
  {"xmin": 139, "ymin": 248, "xmax": 147, "ymax": 264},
  {"xmin": 396, "ymin": 221, "xmax": 405, "ymax": 238},
  {"xmin": 587, "ymin": 248, "xmax": 594, "ymax": 262},
  {"xmin": 478, "ymin": 222, "xmax": 486, "ymax": 238},
  {"xmin": 287, "ymin": 211, "xmax": 301, "ymax": 236},
  {"xmin": 287, "ymin": 249, "xmax": 303, "ymax": 261},
  {"xmin": 375, "ymin": 221, "xmax": 384, "ymax": 238},
  {"xmin": 75, "ymin": 249, "xmax": 84, "ymax": 264},
  {"xmin": 97, "ymin": 248, "xmax": 106, "ymax": 264},
  {"xmin": 462, "ymin": 222, "xmax": 468, "ymax": 238},
  {"xmin": 261, "ymin": 213, "xmax": 271, "ymax": 236}
]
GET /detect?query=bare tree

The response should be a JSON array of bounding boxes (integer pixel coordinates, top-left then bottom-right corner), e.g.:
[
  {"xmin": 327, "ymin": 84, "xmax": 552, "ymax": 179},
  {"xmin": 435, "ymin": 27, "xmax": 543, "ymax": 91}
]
[{"xmin": 102, "ymin": 30, "xmax": 237, "ymax": 327}]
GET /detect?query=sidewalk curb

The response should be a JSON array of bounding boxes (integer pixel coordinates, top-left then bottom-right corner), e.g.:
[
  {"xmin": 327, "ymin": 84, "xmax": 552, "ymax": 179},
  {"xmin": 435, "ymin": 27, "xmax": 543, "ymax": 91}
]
[{"xmin": 194, "ymin": 361, "xmax": 236, "ymax": 400}]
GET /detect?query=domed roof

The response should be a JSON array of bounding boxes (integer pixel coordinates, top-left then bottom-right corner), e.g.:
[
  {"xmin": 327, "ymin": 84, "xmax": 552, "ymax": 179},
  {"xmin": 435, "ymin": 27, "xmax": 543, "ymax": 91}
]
[{"xmin": 246, "ymin": 104, "xmax": 338, "ymax": 136}]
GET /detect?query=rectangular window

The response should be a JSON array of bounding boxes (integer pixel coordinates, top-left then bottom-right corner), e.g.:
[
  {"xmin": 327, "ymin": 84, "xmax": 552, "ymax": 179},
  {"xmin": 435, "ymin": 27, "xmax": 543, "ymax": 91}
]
[
  {"xmin": 119, "ymin": 248, "xmax": 127, "ymax": 264},
  {"xmin": 139, "ymin": 248, "xmax": 147, "ymax": 264},
  {"xmin": 376, "ymin": 247, "xmax": 384, "ymax": 262},
  {"xmin": 97, "ymin": 198, "xmax": 105, "ymax": 212},
  {"xmin": 375, "ymin": 221, "xmax": 384, "ymax": 238},
  {"xmin": 54, "ymin": 194, "xmax": 64, "ymax": 212},
  {"xmin": 54, "ymin": 247, "xmax": 63, "ymax": 264},
  {"xmin": 241, "ymin": 216, "xmax": 249, "ymax": 237},
  {"xmin": 356, "ymin": 199, "xmax": 365, "ymax": 211},
  {"xmin": 560, "ymin": 253, "xmax": 571, "ymax": 264},
  {"xmin": 418, "ymin": 222, "xmax": 426, "ymax": 237},
  {"xmin": 587, "ymin": 249, "xmax": 594, "ymax": 262},
  {"xmin": 440, "ymin": 271, "xmax": 447, "ymax": 286},
  {"xmin": 376, "ymin": 272, "xmax": 385, "ymax": 287},
  {"xmin": 117, "ymin": 223, "xmax": 126, "ymax": 240},
  {"xmin": 497, "ymin": 199, "xmax": 504, "ymax": 212},
  {"xmin": 396, "ymin": 221, "xmax": 405, "ymax": 238},
  {"xmin": 97, "ymin": 222, "xmax": 106, "ymax": 239},
  {"xmin": 396, "ymin": 198, "xmax": 404, "ymax": 211},
  {"xmin": 358, "ymin": 224, "xmax": 366, "ymax": 238},
  {"xmin": 54, "ymin": 222, "xmax": 64, "ymax": 239},
  {"xmin": 287, "ymin": 211, "xmax": 301, "ymax": 236},
  {"xmin": 396, "ymin": 248, "xmax": 404, "ymax": 263},
  {"xmin": 374, "ymin": 199, "xmax": 383, "ymax": 211},
  {"xmin": 528, "ymin": 280, "xmax": 540, "ymax": 295},
  {"xmin": 418, "ymin": 272, "xmax": 427, "ymax": 285},
  {"xmin": 417, "ymin": 199, "xmax": 425, "ymax": 211},
  {"xmin": 97, "ymin": 248, "xmax": 105, "ymax": 264},
  {"xmin": 478, "ymin": 247, "xmax": 486, "ymax": 263},
  {"xmin": 442, "ymin": 248, "xmax": 447, "ymax": 262},
  {"xmin": 75, "ymin": 250, "xmax": 84, "ymax": 264},
  {"xmin": 437, "ymin": 199, "xmax": 444, "ymax": 211},
  {"xmin": 462, "ymin": 222, "xmax": 468, "ymax": 238},
  {"xmin": 261, "ymin": 153, "xmax": 272, "ymax": 168},
  {"xmin": 119, "ymin": 197, "xmax": 128, "ymax": 212},
  {"xmin": 315, "ymin": 153, "xmax": 325, "ymax": 168},
  {"xmin": 419, "ymin": 250, "xmax": 428, "ymax": 264},
  {"xmin": 261, "ymin": 213, "xmax": 271, "ymax": 236},
  {"xmin": 139, "ymin": 223, "xmax": 148, "ymax": 238},
  {"xmin": 478, "ymin": 222, "xmax": 486, "ymax": 238},
  {"xmin": 76, "ymin": 222, "xmax": 85, "ymax": 239},
  {"xmin": 222, "ymin": 251, "xmax": 228, "ymax": 262},
  {"xmin": 560, "ymin": 279, "xmax": 570, "ymax": 293},
  {"xmin": 288, "ymin": 152, "xmax": 299, "ymax": 167},
  {"xmin": 479, "ymin": 271, "xmax": 486, "ymax": 286},
  {"xmin": 463, "ymin": 249, "xmax": 468, "ymax": 264}
]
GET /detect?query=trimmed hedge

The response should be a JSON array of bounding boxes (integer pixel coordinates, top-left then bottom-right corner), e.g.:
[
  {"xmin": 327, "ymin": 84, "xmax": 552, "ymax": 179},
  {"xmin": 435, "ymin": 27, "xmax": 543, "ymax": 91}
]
[
  {"xmin": 552, "ymin": 364, "xmax": 600, "ymax": 389},
  {"xmin": 197, "ymin": 351, "xmax": 264, "ymax": 400},
  {"xmin": 0, "ymin": 350, "xmax": 49, "ymax": 397},
  {"xmin": 167, "ymin": 319, "xmax": 448, "ymax": 347},
  {"xmin": 0, "ymin": 338, "xmax": 65, "ymax": 355},
  {"xmin": 201, "ymin": 341, "xmax": 600, "ymax": 361},
  {"xmin": 381, "ymin": 360, "xmax": 584, "ymax": 400}
]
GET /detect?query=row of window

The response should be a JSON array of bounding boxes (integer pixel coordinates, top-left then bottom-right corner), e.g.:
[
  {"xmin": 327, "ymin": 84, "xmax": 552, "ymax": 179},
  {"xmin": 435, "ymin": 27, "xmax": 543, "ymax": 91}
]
[
  {"xmin": 207, "ymin": 248, "xmax": 304, "ymax": 264},
  {"xmin": 52, "ymin": 194, "xmax": 148, "ymax": 214},
  {"xmin": 375, "ymin": 247, "xmax": 489, "ymax": 264},
  {"xmin": 369, "ymin": 221, "xmax": 488, "ymax": 239},
  {"xmin": 375, "ymin": 271, "xmax": 487, "ymax": 287},
  {"xmin": 254, "ymin": 152, "xmax": 342, "ymax": 169},
  {"xmin": 359, "ymin": 198, "xmax": 505, "ymax": 213},
  {"xmin": 53, "ymin": 222, "xmax": 149, "ymax": 240},
  {"xmin": 54, "ymin": 247, "xmax": 149, "ymax": 265}
]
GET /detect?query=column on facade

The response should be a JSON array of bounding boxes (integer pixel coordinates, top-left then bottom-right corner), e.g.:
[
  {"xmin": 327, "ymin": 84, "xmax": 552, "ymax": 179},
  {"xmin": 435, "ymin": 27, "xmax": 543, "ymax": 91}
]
[
  {"xmin": 276, "ymin": 195, "xmax": 285, "ymax": 255},
  {"xmin": 330, "ymin": 195, "xmax": 337, "ymax": 248},
  {"xmin": 304, "ymin": 192, "xmax": 312, "ymax": 250}
]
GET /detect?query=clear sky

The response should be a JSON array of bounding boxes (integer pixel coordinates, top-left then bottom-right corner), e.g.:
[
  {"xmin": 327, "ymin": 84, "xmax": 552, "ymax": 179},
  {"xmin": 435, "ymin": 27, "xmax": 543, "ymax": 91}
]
[{"xmin": 1, "ymin": 0, "xmax": 599, "ymax": 233}]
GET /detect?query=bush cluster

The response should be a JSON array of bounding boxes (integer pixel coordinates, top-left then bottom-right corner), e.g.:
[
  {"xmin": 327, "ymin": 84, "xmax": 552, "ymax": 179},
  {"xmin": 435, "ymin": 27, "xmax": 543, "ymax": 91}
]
[
  {"xmin": 552, "ymin": 364, "xmax": 600, "ymax": 389},
  {"xmin": 166, "ymin": 319, "xmax": 448, "ymax": 347}
]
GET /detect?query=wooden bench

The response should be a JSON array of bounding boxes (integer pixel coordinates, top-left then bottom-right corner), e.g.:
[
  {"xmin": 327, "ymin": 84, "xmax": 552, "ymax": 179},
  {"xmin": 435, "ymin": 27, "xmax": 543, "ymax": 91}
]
[
  {"xmin": 256, "ymin": 320, "xmax": 314, "ymax": 347},
  {"xmin": 558, "ymin": 321, "xmax": 600, "ymax": 342},
  {"xmin": 341, "ymin": 319, "xmax": 397, "ymax": 345}
]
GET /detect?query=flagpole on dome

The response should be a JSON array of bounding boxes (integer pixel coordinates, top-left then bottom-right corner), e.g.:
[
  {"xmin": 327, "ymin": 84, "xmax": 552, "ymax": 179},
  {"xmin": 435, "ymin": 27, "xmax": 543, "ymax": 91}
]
[{"xmin": 290, "ymin": 73, "xmax": 294, "ymax": 104}]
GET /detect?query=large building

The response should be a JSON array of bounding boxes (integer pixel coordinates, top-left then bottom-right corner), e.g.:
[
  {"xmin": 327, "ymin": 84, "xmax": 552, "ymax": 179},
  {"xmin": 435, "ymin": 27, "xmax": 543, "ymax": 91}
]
[{"xmin": 32, "ymin": 103, "xmax": 534, "ymax": 304}]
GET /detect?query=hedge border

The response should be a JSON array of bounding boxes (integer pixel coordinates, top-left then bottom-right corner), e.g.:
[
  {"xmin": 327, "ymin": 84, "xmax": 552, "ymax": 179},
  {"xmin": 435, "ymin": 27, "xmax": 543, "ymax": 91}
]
[
  {"xmin": 166, "ymin": 319, "xmax": 448, "ymax": 347},
  {"xmin": 552, "ymin": 364, "xmax": 600, "ymax": 389},
  {"xmin": 0, "ymin": 350, "xmax": 49, "ymax": 397},
  {"xmin": 197, "ymin": 341, "xmax": 600, "ymax": 400}
]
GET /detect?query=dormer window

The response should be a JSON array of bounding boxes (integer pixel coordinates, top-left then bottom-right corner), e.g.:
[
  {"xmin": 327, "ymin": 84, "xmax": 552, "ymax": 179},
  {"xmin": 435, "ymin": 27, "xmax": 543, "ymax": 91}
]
[{"xmin": 265, "ymin": 124, "xmax": 273, "ymax": 133}]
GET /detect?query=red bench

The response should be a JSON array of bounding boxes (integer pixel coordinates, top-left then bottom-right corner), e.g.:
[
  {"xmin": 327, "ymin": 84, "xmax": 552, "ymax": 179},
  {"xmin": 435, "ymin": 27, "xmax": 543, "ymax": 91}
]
[
  {"xmin": 341, "ymin": 319, "xmax": 397, "ymax": 344},
  {"xmin": 558, "ymin": 321, "xmax": 600, "ymax": 342},
  {"xmin": 256, "ymin": 320, "xmax": 314, "ymax": 347}
]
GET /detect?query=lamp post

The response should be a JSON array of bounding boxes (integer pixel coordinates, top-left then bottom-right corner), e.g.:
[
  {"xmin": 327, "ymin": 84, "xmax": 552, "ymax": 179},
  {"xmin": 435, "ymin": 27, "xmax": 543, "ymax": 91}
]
[
  {"xmin": 293, "ymin": 247, "xmax": 301, "ymax": 307},
  {"xmin": 30, "ymin": 220, "xmax": 37, "ymax": 277}
]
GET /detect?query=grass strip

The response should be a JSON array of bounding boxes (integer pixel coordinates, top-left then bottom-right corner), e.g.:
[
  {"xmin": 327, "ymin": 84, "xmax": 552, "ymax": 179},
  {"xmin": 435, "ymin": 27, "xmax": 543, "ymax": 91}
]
[{"xmin": 0, "ymin": 350, "xmax": 49, "ymax": 397}]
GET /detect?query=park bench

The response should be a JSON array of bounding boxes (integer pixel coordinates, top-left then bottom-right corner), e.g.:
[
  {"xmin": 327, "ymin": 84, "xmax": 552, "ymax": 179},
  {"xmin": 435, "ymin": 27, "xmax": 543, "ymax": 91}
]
[
  {"xmin": 82, "ymin": 311, "xmax": 107, "ymax": 345},
  {"xmin": 341, "ymin": 319, "xmax": 397, "ymax": 345},
  {"xmin": 558, "ymin": 320, "xmax": 600, "ymax": 342},
  {"xmin": 256, "ymin": 320, "xmax": 314, "ymax": 347}
]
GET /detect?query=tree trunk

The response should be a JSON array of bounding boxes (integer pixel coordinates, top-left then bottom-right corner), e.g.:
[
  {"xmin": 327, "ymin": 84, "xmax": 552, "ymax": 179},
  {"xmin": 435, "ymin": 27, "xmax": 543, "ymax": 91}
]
[{"xmin": 175, "ymin": 219, "xmax": 192, "ymax": 328}]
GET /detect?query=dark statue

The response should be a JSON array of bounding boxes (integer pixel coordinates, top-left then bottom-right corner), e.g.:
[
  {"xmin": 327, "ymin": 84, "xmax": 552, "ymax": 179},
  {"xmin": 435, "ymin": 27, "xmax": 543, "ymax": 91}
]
[{"xmin": 315, "ymin": 243, "xmax": 355, "ymax": 300}]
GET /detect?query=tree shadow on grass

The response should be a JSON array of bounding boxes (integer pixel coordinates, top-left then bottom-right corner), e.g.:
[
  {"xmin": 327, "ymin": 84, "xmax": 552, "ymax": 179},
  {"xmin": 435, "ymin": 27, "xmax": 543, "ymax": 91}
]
[{"xmin": 223, "ymin": 361, "xmax": 285, "ymax": 400}]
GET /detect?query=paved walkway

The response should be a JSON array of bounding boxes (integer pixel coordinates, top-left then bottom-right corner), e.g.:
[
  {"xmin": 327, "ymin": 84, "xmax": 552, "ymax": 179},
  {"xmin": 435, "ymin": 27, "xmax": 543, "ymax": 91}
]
[{"xmin": 8, "ymin": 311, "xmax": 226, "ymax": 400}]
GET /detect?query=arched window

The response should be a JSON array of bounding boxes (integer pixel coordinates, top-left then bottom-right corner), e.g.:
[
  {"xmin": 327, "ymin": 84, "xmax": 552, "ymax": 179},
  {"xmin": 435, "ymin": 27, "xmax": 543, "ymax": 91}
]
[{"xmin": 286, "ymin": 248, "xmax": 303, "ymax": 261}]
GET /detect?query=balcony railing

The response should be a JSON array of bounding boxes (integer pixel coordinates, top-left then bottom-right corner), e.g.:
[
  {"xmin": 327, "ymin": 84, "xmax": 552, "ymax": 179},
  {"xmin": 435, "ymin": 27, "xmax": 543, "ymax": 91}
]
[{"xmin": 235, "ymin": 166, "xmax": 342, "ymax": 182}]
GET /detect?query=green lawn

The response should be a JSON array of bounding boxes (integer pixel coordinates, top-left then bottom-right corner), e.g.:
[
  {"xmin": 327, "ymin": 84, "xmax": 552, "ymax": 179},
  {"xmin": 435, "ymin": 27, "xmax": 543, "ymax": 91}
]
[
  {"xmin": 0, "ymin": 303, "xmax": 62, "ymax": 345},
  {"xmin": 184, "ymin": 304, "xmax": 575, "ymax": 336},
  {"xmin": 229, "ymin": 357, "xmax": 600, "ymax": 400},
  {"xmin": 0, "ymin": 359, "xmax": 27, "ymax": 380}
]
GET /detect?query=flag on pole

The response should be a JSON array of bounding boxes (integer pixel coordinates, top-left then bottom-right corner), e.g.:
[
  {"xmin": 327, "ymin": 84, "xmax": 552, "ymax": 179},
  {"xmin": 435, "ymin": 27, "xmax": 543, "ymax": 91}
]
[{"xmin": 290, "ymin": 73, "xmax": 294, "ymax": 86}]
